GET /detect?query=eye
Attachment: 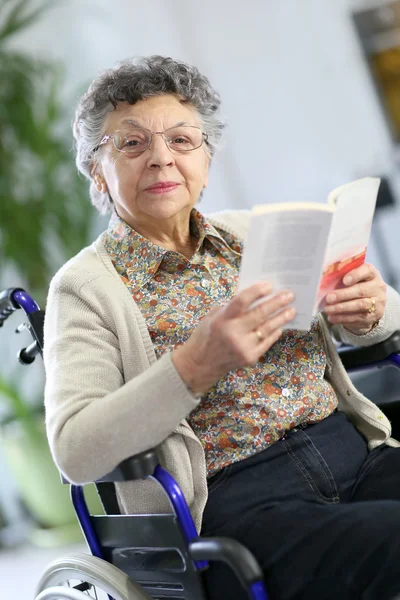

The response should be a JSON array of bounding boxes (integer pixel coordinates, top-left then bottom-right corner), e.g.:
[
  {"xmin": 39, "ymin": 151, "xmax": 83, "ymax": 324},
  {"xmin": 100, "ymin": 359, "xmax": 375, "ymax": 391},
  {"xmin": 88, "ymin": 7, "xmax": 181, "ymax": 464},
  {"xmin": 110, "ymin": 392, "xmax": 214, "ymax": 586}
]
[
  {"xmin": 116, "ymin": 129, "xmax": 150, "ymax": 152},
  {"xmin": 166, "ymin": 126, "xmax": 202, "ymax": 150},
  {"xmin": 124, "ymin": 138, "xmax": 142, "ymax": 147},
  {"xmin": 172, "ymin": 136, "xmax": 191, "ymax": 144}
]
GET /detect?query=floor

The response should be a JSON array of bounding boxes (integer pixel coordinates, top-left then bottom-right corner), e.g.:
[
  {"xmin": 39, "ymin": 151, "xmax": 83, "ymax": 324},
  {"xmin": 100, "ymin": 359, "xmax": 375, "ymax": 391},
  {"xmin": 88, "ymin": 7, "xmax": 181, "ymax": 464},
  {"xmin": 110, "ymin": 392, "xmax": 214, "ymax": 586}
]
[{"xmin": 0, "ymin": 541, "xmax": 86, "ymax": 598}]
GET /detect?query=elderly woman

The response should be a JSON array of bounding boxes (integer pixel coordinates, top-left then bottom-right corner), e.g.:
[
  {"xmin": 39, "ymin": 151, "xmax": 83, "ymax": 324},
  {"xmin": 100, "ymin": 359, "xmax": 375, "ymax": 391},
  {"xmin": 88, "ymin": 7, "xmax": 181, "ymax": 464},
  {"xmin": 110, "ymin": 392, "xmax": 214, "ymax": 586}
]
[{"xmin": 44, "ymin": 56, "xmax": 400, "ymax": 600}]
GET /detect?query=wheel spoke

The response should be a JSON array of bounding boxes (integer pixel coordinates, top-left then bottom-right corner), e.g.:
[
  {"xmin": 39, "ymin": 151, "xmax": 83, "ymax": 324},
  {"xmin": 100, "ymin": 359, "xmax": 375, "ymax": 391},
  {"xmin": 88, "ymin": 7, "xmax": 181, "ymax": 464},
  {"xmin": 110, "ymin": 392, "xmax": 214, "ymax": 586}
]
[{"xmin": 34, "ymin": 552, "xmax": 151, "ymax": 599}]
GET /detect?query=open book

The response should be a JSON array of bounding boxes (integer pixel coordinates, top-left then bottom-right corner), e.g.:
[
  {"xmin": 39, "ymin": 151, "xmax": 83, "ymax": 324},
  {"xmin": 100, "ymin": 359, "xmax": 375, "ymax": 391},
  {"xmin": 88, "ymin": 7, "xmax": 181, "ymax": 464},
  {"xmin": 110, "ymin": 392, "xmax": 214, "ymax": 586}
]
[{"xmin": 238, "ymin": 177, "xmax": 381, "ymax": 330}]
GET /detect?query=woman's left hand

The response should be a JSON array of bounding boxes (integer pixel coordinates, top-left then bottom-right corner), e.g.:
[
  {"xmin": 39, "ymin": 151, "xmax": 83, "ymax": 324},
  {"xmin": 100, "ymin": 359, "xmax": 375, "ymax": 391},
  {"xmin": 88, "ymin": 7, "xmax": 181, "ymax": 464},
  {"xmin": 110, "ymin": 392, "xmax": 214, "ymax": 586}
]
[{"xmin": 322, "ymin": 263, "xmax": 386, "ymax": 334}]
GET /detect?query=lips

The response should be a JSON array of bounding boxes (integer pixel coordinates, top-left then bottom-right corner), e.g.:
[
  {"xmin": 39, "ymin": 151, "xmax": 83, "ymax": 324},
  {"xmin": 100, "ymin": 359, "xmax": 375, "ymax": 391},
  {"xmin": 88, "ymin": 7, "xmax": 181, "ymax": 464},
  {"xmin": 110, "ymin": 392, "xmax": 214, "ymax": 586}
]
[{"xmin": 146, "ymin": 182, "xmax": 179, "ymax": 191}]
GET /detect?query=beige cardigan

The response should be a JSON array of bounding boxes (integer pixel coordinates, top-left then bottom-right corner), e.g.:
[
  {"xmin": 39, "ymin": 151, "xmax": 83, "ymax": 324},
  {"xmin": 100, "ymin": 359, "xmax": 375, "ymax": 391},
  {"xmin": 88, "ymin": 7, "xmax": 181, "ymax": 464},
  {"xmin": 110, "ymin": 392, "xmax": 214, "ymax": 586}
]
[{"xmin": 44, "ymin": 210, "xmax": 400, "ymax": 532}]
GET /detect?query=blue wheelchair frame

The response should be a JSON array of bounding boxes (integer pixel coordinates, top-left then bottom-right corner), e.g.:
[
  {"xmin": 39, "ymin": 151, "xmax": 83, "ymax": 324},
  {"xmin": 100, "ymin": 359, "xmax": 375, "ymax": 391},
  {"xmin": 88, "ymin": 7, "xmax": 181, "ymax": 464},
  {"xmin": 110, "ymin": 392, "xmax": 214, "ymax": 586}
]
[{"xmin": 2, "ymin": 287, "xmax": 400, "ymax": 600}]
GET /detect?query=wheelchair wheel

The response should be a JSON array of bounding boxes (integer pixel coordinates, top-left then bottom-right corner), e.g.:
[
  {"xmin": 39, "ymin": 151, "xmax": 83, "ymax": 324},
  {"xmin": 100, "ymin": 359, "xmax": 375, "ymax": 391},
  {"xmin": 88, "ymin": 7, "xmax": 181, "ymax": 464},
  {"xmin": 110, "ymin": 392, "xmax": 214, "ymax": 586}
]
[{"xmin": 34, "ymin": 553, "xmax": 151, "ymax": 600}]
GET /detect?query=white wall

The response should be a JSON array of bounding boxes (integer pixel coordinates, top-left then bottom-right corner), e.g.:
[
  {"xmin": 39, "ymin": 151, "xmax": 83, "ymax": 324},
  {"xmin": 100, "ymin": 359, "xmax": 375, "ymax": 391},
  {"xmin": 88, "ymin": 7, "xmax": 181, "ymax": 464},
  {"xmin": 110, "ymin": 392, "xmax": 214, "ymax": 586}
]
[
  {"xmin": 2, "ymin": 0, "xmax": 400, "ymax": 522},
  {"xmin": 7, "ymin": 0, "xmax": 400, "ymax": 271},
  {"xmin": 6, "ymin": 0, "xmax": 395, "ymax": 202}
]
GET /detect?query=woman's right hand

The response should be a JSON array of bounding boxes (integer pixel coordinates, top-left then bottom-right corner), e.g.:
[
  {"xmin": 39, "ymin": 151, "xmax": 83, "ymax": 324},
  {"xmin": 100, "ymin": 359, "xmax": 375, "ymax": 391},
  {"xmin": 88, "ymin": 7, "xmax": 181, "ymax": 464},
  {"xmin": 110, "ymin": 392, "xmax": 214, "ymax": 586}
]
[{"xmin": 172, "ymin": 282, "xmax": 296, "ymax": 396}]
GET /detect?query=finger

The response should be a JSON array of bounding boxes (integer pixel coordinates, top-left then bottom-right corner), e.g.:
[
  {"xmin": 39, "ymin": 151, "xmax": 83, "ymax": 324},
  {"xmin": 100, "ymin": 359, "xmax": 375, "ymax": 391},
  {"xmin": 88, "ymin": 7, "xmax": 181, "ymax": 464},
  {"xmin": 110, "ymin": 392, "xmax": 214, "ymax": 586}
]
[
  {"xmin": 249, "ymin": 308, "xmax": 296, "ymax": 362},
  {"xmin": 341, "ymin": 263, "xmax": 377, "ymax": 286},
  {"xmin": 256, "ymin": 306, "xmax": 296, "ymax": 339},
  {"xmin": 243, "ymin": 290, "xmax": 295, "ymax": 330},
  {"xmin": 254, "ymin": 326, "xmax": 286, "ymax": 359},
  {"xmin": 224, "ymin": 282, "xmax": 273, "ymax": 319},
  {"xmin": 326, "ymin": 312, "xmax": 376, "ymax": 325},
  {"xmin": 324, "ymin": 296, "xmax": 376, "ymax": 315},
  {"xmin": 324, "ymin": 280, "xmax": 377, "ymax": 305}
]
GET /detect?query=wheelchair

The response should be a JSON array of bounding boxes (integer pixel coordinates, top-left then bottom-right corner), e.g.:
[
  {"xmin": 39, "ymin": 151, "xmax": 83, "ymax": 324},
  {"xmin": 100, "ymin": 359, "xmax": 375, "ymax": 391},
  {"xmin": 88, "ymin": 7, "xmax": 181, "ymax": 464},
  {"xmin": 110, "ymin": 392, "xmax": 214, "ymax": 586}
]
[{"xmin": 2, "ymin": 287, "xmax": 400, "ymax": 600}]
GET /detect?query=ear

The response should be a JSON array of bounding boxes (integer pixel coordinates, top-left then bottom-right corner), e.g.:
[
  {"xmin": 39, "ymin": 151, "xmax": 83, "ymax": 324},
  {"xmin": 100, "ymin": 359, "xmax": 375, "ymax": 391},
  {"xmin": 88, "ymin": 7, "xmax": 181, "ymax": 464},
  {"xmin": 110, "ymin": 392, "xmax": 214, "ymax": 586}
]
[{"xmin": 91, "ymin": 163, "xmax": 108, "ymax": 194}]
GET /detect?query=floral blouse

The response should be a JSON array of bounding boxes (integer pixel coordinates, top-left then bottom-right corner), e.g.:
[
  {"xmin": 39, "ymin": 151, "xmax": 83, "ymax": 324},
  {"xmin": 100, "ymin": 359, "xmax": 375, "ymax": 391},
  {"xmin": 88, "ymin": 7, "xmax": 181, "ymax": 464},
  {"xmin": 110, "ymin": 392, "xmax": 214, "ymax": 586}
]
[{"xmin": 104, "ymin": 209, "xmax": 338, "ymax": 477}]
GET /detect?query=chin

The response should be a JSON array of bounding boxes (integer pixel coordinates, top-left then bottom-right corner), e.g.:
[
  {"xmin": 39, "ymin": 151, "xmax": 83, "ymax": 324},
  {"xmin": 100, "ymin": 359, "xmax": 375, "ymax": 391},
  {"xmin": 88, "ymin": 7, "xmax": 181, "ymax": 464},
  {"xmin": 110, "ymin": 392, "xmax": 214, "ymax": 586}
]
[{"xmin": 143, "ymin": 198, "xmax": 192, "ymax": 219}]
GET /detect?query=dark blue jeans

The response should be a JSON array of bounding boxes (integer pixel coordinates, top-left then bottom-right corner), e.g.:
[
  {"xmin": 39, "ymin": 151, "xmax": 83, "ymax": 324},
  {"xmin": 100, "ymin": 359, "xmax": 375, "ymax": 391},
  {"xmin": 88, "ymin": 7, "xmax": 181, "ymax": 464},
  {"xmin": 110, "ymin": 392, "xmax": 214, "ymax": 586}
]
[{"xmin": 201, "ymin": 411, "xmax": 400, "ymax": 600}]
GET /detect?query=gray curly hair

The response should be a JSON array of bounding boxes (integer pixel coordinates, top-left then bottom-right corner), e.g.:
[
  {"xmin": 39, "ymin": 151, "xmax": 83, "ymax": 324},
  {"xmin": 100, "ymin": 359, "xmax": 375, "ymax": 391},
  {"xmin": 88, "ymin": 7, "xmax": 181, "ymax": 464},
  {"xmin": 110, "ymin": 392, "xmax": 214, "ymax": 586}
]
[{"xmin": 73, "ymin": 55, "xmax": 225, "ymax": 214}]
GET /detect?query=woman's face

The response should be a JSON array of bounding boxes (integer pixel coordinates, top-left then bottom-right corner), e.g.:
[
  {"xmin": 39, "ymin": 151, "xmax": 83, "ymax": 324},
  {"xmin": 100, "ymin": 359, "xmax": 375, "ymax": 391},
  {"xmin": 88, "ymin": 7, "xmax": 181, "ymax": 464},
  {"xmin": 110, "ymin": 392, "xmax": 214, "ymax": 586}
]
[{"xmin": 94, "ymin": 95, "xmax": 210, "ymax": 229}]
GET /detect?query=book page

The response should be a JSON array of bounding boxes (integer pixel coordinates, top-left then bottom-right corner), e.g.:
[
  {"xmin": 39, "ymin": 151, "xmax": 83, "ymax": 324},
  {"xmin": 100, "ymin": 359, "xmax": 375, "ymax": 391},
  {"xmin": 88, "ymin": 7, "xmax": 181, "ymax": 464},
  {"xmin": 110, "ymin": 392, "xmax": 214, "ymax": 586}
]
[
  {"xmin": 253, "ymin": 202, "xmax": 333, "ymax": 215},
  {"xmin": 238, "ymin": 208, "xmax": 334, "ymax": 330},
  {"xmin": 318, "ymin": 177, "xmax": 380, "ymax": 306}
]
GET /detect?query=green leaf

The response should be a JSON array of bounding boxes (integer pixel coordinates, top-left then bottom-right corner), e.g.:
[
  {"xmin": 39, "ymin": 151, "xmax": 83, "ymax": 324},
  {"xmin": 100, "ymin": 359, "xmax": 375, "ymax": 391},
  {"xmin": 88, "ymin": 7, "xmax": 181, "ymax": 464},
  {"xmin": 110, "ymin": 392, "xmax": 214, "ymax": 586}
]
[
  {"xmin": 0, "ymin": 375, "xmax": 42, "ymax": 441},
  {"xmin": 0, "ymin": 0, "xmax": 95, "ymax": 419},
  {"xmin": 0, "ymin": 0, "xmax": 55, "ymax": 44}
]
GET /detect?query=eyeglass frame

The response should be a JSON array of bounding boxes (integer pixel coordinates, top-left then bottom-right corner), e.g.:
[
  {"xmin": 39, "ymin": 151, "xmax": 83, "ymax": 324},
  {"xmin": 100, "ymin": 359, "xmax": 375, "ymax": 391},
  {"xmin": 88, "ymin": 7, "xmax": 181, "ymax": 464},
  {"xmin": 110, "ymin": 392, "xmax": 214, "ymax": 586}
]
[{"xmin": 93, "ymin": 125, "xmax": 209, "ymax": 154}]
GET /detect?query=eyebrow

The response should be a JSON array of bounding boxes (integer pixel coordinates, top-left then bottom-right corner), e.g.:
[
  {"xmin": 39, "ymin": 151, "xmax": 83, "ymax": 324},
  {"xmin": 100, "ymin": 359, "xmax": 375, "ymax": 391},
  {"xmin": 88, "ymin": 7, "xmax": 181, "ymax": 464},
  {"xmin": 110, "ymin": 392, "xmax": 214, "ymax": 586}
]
[
  {"xmin": 120, "ymin": 119, "xmax": 192, "ymax": 128},
  {"xmin": 120, "ymin": 119, "xmax": 143, "ymax": 127}
]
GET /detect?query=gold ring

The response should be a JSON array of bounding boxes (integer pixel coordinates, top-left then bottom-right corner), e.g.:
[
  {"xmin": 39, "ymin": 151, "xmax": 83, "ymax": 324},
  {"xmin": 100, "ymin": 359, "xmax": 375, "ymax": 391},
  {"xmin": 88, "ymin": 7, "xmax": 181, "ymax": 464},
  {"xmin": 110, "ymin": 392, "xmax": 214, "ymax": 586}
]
[
  {"xmin": 255, "ymin": 329, "xmax": 264, "ymax": 342},
  {"xmin": 368, "ymin": 298, "xmax": 376, "ymax": 314}
]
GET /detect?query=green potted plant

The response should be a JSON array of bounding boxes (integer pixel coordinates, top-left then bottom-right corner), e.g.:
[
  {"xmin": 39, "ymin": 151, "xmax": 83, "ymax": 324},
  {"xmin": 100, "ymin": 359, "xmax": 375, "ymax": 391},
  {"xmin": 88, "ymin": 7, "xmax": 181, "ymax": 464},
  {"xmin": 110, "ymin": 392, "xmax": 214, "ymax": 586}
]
[{"xmin": 0, "ymin": 0, "xmax": 103, "ymax": 546}]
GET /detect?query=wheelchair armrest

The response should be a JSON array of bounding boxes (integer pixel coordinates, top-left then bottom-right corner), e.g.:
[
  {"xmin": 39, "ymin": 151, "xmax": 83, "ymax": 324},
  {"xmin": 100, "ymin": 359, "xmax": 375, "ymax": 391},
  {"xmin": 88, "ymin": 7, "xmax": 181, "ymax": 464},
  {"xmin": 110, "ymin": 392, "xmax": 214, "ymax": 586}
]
[
  {"xmin": 189, "ymin": 537, "xmax": 264, "ymax": 592},
  {"xmin": 96, "ymin": 448, "xmax": 160, "ymax": 482},
  {"xmin": 337, "ymin": 330, "xmax": 400, "ymax": 370},
  {"xmin": 61, "ymin": 448, "xmax": 159, "ymax": 484}
]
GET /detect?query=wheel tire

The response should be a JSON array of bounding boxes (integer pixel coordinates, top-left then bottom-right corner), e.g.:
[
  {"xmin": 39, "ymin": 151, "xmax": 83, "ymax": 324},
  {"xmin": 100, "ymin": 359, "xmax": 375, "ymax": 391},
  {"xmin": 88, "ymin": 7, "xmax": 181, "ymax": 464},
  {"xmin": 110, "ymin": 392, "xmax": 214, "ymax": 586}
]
[{"xmin": 34, "ymin": 553, "xmax": 152, "ymax": 600}]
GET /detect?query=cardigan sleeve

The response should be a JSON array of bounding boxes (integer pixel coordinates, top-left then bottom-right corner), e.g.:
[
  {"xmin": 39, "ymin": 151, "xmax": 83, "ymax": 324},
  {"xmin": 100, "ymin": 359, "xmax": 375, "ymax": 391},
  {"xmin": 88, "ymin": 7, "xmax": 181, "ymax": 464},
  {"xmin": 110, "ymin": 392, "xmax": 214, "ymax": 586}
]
[
  {"xmin": 44, "ymin": 270, "xmax": 201, "ymax": 485},
  {"xmin": 328, "ymin": 284, "xmax": 400, "ymax": 347}
]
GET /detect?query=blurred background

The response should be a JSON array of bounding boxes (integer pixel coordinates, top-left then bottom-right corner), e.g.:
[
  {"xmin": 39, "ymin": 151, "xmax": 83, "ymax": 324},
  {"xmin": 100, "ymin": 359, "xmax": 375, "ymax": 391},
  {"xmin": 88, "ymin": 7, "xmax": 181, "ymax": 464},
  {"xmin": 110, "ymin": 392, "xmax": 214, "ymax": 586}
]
[{"xmin": 2, "ymin": 0, "xmax": 400, "ymax": 595}]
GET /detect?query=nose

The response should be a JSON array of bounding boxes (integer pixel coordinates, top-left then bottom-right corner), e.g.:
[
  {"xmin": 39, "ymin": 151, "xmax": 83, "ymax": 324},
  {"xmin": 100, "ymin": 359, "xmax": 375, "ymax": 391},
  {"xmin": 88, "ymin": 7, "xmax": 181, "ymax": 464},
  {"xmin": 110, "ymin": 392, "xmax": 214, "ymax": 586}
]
[{"xmin": 146, "ymin": 132, "xmax": 175, "ymax": 169}]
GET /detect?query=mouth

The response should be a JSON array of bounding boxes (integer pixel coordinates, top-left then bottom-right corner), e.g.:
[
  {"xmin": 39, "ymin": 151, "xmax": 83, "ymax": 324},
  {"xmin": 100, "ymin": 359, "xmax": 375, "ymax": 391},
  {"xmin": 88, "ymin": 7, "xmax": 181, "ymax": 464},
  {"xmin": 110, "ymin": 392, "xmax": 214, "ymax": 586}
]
[{"xmin": 146, "ymin": 182, "xmax": 180, "ymax": 193}]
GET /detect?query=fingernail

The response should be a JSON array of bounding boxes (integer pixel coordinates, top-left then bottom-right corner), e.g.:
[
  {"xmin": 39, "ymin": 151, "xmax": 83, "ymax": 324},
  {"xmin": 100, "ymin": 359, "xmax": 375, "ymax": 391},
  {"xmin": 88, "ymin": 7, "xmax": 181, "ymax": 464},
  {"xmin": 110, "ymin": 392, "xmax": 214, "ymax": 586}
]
[
  {"xmin": 344, "ymin": 275, "xmax": 352, "ymax": 285},
  {"xmin": 283, "ymin": 291, "xmax": 295, "ymax": 302},
  {"xmin": 326, "ymin": 293, "xmax": 337, "ymax": 303}
]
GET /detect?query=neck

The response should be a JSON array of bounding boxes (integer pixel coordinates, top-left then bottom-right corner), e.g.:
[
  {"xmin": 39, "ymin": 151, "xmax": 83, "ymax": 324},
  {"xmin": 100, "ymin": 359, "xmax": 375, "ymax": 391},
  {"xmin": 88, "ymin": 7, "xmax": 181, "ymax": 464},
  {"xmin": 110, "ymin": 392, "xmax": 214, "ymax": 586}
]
[{"xmin": 118, "ymin": 209, "xmax": 198, "ymax": 259}]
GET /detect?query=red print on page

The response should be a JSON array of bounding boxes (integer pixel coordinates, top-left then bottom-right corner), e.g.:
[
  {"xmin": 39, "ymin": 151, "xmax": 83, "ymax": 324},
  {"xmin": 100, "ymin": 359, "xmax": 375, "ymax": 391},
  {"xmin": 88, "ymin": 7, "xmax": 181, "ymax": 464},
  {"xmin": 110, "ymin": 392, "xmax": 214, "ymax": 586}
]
[{"xmin": 318, "ymin": 248, "xmax": 367, "ymax": 307}]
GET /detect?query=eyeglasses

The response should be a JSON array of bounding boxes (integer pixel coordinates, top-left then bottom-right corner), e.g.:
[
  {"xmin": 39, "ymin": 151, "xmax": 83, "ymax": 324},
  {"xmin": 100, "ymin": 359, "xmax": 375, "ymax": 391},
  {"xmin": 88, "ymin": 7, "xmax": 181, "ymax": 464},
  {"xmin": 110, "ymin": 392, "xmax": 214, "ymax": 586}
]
[{"xmin": 94, "ymin": 125, "xmax": 208, "ymax": 155}]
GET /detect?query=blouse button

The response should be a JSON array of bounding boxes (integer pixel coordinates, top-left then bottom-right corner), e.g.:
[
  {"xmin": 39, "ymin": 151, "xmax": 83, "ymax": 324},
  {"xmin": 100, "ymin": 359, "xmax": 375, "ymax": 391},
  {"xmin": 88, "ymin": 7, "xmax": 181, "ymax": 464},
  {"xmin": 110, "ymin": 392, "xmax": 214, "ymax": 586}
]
[
  {"xmin": 201, "ymin": 279, "xmax": 210, "ymax": 289},
  {"xmin": 282, "ymin": 388, "xmax": 291, "ymax": 398}
]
